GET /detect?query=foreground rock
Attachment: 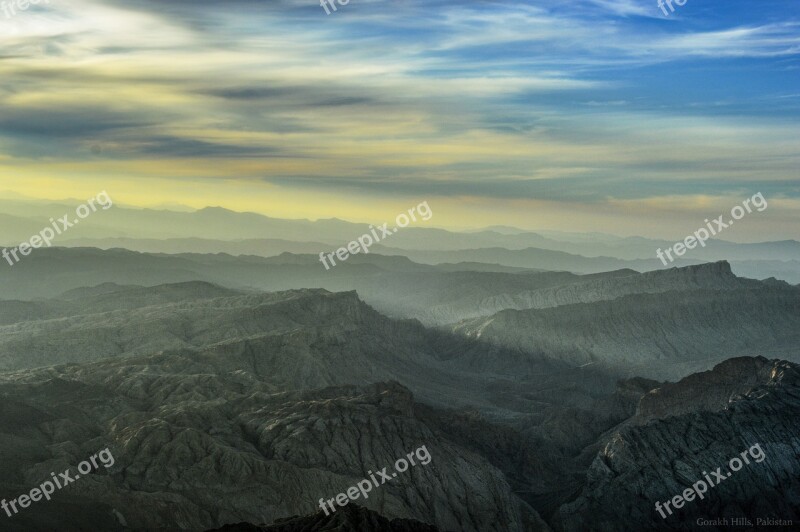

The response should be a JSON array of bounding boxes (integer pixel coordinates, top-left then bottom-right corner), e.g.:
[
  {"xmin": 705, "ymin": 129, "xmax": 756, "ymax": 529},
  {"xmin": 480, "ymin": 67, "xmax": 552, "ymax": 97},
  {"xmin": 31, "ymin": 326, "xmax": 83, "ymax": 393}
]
[
  {"xmin": 0, "ymin": 351, "xmax": 547, "ymax": 532},
  {"xmin": 211, "ymin": 504, "xmax": 440, "ymax": 531},
  {"xmin": 556, "ymin": 357, "xmax": 800, "ymax": 531}
]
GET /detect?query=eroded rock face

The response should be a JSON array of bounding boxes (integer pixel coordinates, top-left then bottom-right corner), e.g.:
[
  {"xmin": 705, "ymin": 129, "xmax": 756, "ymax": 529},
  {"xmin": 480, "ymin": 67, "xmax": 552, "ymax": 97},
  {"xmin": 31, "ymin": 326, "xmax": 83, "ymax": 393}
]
[
  {"xmin": 634, "ymin": 356, "xmax": 778, "ymax": 422},
  {"xmin": 210, "ymin": 504, "xmax": 441, "ymax": 531},
  {"xmin": 361, "ymin": 261, "xmax": 758, "ymax": 326},
  {"xmin": 453, "ymin": 286, "xmax": 800, "ymax": 380},
  {"xmin": 0, "ymin": 285, "xmax": 615, "ymax": 420},
  {"xmin": 0, "ymin": 350, "xmax": 548, "ymax": 532},
  {"xmin": 556, "ymin": 358, "xmax": 800, "ymax": 531},
  {"xmin": 0, "ymin": 288, "xmax": 368, "ymax": 370},
  {"xmin": 1, "ymin": 273, "xmax": 797, "ymax": 532}
]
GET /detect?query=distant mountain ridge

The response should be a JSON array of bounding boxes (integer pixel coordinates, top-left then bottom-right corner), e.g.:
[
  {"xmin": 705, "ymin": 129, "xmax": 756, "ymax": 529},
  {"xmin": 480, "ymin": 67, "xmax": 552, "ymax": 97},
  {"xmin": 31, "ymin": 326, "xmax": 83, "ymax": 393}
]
[
  {"xmin": 453, "ymin": 272, "xmax": 800, "ymax": 379},
  {"xmin": 4, "ymin": 246, "xmax": 788, "ymax": 325},
  {"xmin": 1, "ymin": 197, "xmax": 799, "ymax": 282},
  {"xmin": 408, "ymin": 261, "xmax": 758, "ymax": 325}
]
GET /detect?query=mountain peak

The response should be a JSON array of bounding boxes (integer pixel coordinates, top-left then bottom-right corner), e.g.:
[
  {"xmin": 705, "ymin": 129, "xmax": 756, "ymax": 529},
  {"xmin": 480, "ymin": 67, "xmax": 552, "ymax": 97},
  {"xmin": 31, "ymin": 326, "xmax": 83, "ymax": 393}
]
[
  {"xmin": 679, "ymin": 260, "xmax": 732, "ymax": 275},
  {"xmin": 635, "ymin": 355, "xmax": 788, "ymax": 422},
  {"xmin": 647, "ymin": 260, "xmax": 735, "ymax": 281}
]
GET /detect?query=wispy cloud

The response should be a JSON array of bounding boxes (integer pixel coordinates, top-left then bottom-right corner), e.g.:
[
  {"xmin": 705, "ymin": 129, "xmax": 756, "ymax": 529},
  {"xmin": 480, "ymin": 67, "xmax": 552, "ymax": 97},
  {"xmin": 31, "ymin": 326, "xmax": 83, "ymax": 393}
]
[
  {"xmin": 652, "ymin": 23, "xmax": 800, "ymax": 57},
  {"xmin": 585, "ymin": 0, "xmax": 661, "ymax": 18},
  {"xmin": 0, "ymin": 0, "xmax": 797, "ymax": 236}
]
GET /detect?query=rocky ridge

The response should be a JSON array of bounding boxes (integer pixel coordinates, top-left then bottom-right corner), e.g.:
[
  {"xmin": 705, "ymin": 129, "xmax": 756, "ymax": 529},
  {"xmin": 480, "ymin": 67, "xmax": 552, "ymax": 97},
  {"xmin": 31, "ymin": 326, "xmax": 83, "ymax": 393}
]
[
  {"xmin": 453, "ymin": 285, "xmax": 800, "ymax": 380},
  {"xmin": 556, "ymin": 357, "xmax": 800, "ymax": 531}
]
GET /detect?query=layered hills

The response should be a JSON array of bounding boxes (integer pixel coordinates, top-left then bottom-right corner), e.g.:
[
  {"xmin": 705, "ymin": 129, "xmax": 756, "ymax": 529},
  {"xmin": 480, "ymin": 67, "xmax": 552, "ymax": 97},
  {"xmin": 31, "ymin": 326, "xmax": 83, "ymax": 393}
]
[
  {"xmin": 0, "ymin": 246, "xmax": 797, "ymax": 530},
  {"xmin": 452, "ymin": 265, "xmax": 800, "ymax": 380}
]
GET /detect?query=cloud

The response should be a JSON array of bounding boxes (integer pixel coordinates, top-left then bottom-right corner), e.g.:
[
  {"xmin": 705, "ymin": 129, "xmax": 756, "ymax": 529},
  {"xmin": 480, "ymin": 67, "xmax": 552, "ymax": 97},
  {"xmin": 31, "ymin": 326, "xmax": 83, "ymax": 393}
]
[
  {"xmin": 652, "ymin": 23, "xmax": 800, "ymax": 58},
  {"xmin": 268, "ymin": 173, "xmax": 800, "ymax": 202},
  {"xmin": 0, "ymin": 0, "xmax": 797, "ymax": 229},
  {"xmin": 585, "ymin": 0, "xmax": 659, "ymax": 18}
]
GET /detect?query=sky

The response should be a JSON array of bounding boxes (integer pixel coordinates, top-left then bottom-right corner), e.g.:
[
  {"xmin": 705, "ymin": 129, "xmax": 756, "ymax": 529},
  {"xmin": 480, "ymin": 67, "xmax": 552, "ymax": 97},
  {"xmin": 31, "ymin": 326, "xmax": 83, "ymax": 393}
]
[{"xmin": 0, "ymin": 0, "xmax": 798, "ymax": 239}]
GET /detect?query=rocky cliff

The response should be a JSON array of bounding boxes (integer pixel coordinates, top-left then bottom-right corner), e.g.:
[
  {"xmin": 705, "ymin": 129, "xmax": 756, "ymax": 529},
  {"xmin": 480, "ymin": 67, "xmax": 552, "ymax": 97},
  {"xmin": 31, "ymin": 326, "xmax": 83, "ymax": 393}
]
[{"xmin": 556, "ymin": 357, "xmax": 800, "ymax": 531}]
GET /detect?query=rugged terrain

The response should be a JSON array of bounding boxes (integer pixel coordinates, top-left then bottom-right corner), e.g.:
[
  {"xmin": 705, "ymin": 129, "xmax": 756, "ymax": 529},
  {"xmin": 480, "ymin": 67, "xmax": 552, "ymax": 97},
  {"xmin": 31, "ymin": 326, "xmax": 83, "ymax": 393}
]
[
  {"xmin": 557, "ymin": 357, "xmax": 800, "ymax": 531},
  {"xmin": 453, "ymin": 265, "xmax": 800, "ymax": 380},
  {"xmin": 0, "ymin": 251, "xmax": 797, "ymax": 531},
  {"xmin": 0, "ymin": 355, "xmax": 547, "ymax": 530}
]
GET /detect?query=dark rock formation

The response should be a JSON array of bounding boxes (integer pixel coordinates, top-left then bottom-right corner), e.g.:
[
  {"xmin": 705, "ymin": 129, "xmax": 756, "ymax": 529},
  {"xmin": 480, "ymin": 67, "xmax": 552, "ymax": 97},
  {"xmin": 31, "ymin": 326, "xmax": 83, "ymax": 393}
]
[
  {"xmin": 556, "ymin": 357, "xmax": 800, "ymax": 531},
  {"xmin": 210, "ymin": 504, "xmax": 440, "ymax": 531}
]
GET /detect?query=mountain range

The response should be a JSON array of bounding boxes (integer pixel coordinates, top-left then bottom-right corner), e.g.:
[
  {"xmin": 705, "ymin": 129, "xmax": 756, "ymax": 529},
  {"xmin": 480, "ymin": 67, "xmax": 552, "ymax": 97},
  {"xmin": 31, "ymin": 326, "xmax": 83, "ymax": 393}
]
[
  {"xmin": 2, "ymin": 199, "xmax": 799, "ymax": 283},
  {"xmin": 0, "ymin": 204, "xmax": 798, "ymax": 530}
]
